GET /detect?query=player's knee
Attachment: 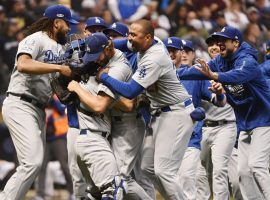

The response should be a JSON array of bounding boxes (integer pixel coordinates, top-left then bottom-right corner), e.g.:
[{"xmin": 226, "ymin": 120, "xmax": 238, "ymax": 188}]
[
  {"xmin": 213, "ymin": 165, "xmax": 226, "ymax": 178},
  {"xmin": 101, "ymin": 176, "xmax": 127, "ymax": 200}
]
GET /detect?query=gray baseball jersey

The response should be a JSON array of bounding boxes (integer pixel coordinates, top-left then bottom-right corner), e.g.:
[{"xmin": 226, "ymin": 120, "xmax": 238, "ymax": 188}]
[
  {"xmin": 7, "ymin": 31, "xmax": 65, "ymax": 105},
  {"xmin": 132, "ymin": 41, "xmax": 190, "ymax": 109},
  {"xmin": 201, "ymin": 99, "xmax": 235, "ymax": 121},
  {"xmin": 0, "ymin": 31, "xmax": 66, "ymax": 200}
]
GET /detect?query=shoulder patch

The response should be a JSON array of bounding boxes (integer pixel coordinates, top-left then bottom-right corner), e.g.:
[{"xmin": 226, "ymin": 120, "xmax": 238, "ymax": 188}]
[{"xmin": 139, "ymin": 66, "xmax": 147, "ymax": 78}]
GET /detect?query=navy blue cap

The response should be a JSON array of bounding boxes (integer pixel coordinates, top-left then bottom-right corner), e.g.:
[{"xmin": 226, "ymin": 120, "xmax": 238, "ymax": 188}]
[
  {"xmin": 44, "ymin": 4, "xmax": 78, "ymax": 24},
  {"xmin": 103, "ymin": 22, "xmax": 129, "ymax": 37},
  {"xmin": 266, "ymin": 40, "xmax": 270, "ymax": 51},
  {"xmin": 163, "ymin": 37, "xmax": 183, "ymax": 50},
  {"xmin": 82, "ymin": 32, "xmax": 109, "ymax": 64},
  {"xmin": 182, "ymin": 39, "xmax": 194, "ymax": 51},
  {"xmin": 85, "ymin": 17, "xmax": 108, "ymax": 29},
  {"xmin": 212, "ymin": 26, "xmax": 243, "ymax": 43},
  {"xmin": 205, "ymin": 33, "xmax": 220, "ymax": 44}
]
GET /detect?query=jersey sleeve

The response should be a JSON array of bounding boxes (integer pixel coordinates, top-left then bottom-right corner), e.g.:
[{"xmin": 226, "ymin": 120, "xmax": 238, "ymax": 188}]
[
  {"xmin": 17, "ymin": 34, "xmax": 42, "ymax": 60},
  {"xmin": 132, "ymin": 59, "xmax": 161, "ymax": 88}
]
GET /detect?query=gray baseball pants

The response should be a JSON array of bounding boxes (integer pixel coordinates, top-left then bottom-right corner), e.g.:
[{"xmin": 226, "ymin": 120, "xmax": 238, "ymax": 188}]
[
  {"xmin": 67, "ymin": 127, "xmax": 87, "ymax": 198},
  {"xmin": 141, "ymin": 108, "xmax": 194, "ymax": 200},
  {"xmin": 228, "ymin": 147, "xmax": 243, "ymax": 200},
  {"xmin": 111, "ymin": 115, "xmax": 152, "ymax": 200},
  {"xmin": 177, "ymin": 147, "xmax": 200, "ymax": 200},
  {"xmin": 238, "ymin": 127, "xmax": 270, "ymax": 200},
  {"xmin": 0, "ymin": 96, "xmax": 46, "ymax": 200},
  {"xmin": 199, "ymin": 122, "xmax": 236, "ymax": 200}
]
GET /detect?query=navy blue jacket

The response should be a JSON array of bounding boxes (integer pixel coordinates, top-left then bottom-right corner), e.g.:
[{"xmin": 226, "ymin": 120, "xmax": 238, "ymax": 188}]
[{"xmin": 178, "ymin": 42, "xmax": 270, "ymax": 131}]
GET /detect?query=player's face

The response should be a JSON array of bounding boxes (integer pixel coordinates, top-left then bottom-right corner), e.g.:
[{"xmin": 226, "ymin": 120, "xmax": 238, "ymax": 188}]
[
  {"xmin": 181, "ymin": 48, "xmax": 195, "ymax": 66},
  {"xmin": 128, "ymin": 23, "xmax": 149, "ymax": 53},
  {"xmin": 167, "ymin": 47, "xmax": 182, "ymax": 68},
  {"xmin": 207, "ymin": 40, "xmax": 220, "ymax": 59},
  {"xmin": 216, "ymin": 37, "xmax": 236, "ymax": 58},
  {"xmin": 55, "ymin": 19, "xmax": 70, "ymax": 45},
  {"xmin": 106, "ymin": 30, "xmax": 123, "ymax": 40},
  {"xmin": 95, "ymin": 49, "xmax": 110, "ymax": 67}
]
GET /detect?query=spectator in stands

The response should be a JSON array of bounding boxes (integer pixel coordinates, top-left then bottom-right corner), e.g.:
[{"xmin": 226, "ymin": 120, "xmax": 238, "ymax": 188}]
[
  {"xmin": 224, "ymin": 0, "xmax": 249, "ymax": 31},
  {"xmin": 244, "ymin": 23, "xmax": 265, "ymax": 63},
  {"xmin": 108, "ymin": 0, "xmax": 149, "ymax": 23}
]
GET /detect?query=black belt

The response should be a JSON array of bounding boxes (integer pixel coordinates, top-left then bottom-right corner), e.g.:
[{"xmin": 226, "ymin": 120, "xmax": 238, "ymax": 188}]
[
  {"xmin": 112, "ymin": 113, "xmax": 142, "ymax": 122},
  {"xmin": 6, "ymin": 92, "xmax": 45, "ymax": 110},
  {"xmin": 80, "ymin": 129, "xmax": 110, "ymax": 139},
  {"xmin": 203, "ymin": 120, "xmax": 232, "ymax": 127},
  {"xmin": 77, "ymin": 106, "xmax": 104, "ymax": 118}
]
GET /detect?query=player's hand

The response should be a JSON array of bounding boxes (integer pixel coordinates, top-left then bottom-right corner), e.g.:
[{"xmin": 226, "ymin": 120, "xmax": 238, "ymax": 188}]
[
  {"xmin": 67, "ymin": 80, "xmax": 80, "ymax": 92},
  {"xmin": 195, "ymin": 58, "xmax": 218, "ymax": 80},
  {"xmin": 59, "ymin": 65, "xmax": 73, "ymax": 77},
  {"xmin": 96, "ymin": 67, "xmax": 110, "ymax": 81},
  {"xmin": 208, "ymin": 80, "xmax": 224, "ymax": 95}
]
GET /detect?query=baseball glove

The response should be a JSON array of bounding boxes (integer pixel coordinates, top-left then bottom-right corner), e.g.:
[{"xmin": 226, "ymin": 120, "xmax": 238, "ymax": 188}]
[
  {"xmin": 50, "ymin": 73, "xmax": 77, "ymax": 105},
  {"xmin": 136, "ymin": 93, "xmax": 151, "ymax": 110}
]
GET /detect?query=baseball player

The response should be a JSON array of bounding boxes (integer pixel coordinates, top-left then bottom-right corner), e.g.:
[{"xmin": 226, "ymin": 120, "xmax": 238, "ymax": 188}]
[
  {"xmin": 190, "ymin": 26, "xmax": 270, "ymax": 200},
  {"xmin": 66, "ymin": 17, "xmax": 109, "ymax": 199},
  {"xmin": 97, "ymin": 19, "xmax": 195, "ymax": 200},
  {"xmin": 85, "ymin": 17, "xmax": 108, "ymax": 34},
  {"xmin": 0, "ymin": 5, "xmax": 78, "ymax": 200},
  {"xmin": 67, "ymin": 33, "xmax": 130, "ymax": 200},
  {"xmin": 165, "ymin": 37, "xmax": 227, "ymax": 200},
  {"xmin": 193, "ymin": 34, "xmax": 239, "ymax": 200},
  {"xmin": 164, "ymin": 37, "xmax": 203, "ymax": 200},
  {"xmin": 260, "ymin": 40, "xmax": 270, "ymax": 80},
  {"xmin": 106, "ymin": 24, "xmax": 157, "ymax": 199},
  {"xmin": 103, "ymin": 22, "xmax": 156, "ymax": 200}
]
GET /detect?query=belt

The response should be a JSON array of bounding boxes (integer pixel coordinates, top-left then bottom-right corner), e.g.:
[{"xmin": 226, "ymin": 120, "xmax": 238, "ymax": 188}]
[
  {"xmin": 203, "ymin": 120, "xmax": 232, "ymax": 127},
  {"xmin": 112, "ymin": 113, "xmax": 142, "ymax": 122},
  {"xmin": 154, "ymin": 98, "xmax": 193, "ymax": 116},
  {"xmin": 6, "ymin": 92, "xmax": 45, "ymax": 110},
  {"xmin": 77, "ymin": 106, "xmax": 104, "ymax": 118},
  {"xmin": 80, "ymin": 129, "xmax": 110, "ymax": 139}
]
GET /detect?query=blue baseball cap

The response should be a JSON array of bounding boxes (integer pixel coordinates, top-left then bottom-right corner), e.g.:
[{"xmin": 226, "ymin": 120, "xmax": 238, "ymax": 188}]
[
  {"xmin": 85, "ymin": 17, "xmax": 108, "ymax": 29},
  {"xmin": 266, "ymin": 40, "xmax": 270, "ymax": 51},
  {"xmin": 163, "ymin": 37, "xmax": 183, "ymax": 50},
  {"xmin": 212, "ymin": 26, "xmax": 243, "ymax": 43},
  {"xmin": 44, "ymin": 4, "xmax": 78, "ymax": 24},
  {"xmin": 182, "ymin": 39, "xmax": 194, "ymax": 51},
  {"xmin": 103, "ymin": 22, "xmax": 129, "ymax": 37},
  {"xmin": 82, "ymin": 32, "xmax": 109, "ymax": 64}
]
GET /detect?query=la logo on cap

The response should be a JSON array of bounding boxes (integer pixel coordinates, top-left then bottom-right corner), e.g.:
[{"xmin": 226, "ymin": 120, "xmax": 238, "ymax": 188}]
[
  {"xmin": 57, "ymin": 14, "xmax": 64, "ymax": 17},
  {"xmin": 221, "ymin": 27, "xmax": 226, "ymax": 32},
  {"xmin": 182, "ymin": 40, "xmax": 186, "ymax": 45},
  {"xmin": 112, "ymin": 23, "xmax": 117, "ymax": 28},
  {"xmin": 168, "ymin": 38, "xmax": 172, "ymax": 44},
  {"xmin": 95, "ymin": 17, "xmax": 100, "ymax": 23}
]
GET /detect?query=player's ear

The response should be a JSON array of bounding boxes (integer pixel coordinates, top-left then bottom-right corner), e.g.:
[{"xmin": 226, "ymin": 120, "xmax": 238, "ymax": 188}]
[{"xmin": 53, "ymin": 19, "xmax": 60, "ymax": 29}]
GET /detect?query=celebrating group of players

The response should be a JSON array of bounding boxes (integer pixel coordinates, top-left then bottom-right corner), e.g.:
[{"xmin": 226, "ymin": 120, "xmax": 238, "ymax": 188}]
[{"xmin": 1, "ymin": 3, "xmax": 270, "ymax": 200}]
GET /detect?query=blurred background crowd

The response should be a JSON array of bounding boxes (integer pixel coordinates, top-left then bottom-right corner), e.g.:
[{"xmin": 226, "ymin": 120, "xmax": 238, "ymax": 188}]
[{"xmin": 1, "ymin": 0, "xmax": 270, "ymax": 199}]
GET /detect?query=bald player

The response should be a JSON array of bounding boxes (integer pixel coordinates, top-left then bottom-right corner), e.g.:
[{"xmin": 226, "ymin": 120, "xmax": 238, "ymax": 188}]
[
  {"xmin": 0, "ymin": 5, "xmax": 78, "ymax": 200},
  {"xmin": 97, "ymin": 19, "xmax": 195, "ymax": 200}
]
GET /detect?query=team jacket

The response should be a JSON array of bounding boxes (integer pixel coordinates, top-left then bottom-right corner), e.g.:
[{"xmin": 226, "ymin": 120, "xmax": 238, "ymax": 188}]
[{"xmin": 177, "ymin": 42, "xmax": 270, "ymax": 131}]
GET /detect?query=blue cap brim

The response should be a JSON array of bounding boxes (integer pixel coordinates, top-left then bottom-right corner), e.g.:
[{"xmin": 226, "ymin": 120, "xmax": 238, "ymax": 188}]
[
  {"xmin": 103, "ymin": 28, "xmax": 124, "ymax": 37},
  {"xmin": 82, "ymin": 51, "xmax": 102, "ymax": 64},
  {"xmin": 212, "ymin": 32, "xmax": 231, "ymax": 40},
  {"xmin": 165, "ymin": 44, "xmax": 182, "ymax": 50},
  {"xmin": 66, "ymin": 18, "xmax": 79, "ymax": 24}
]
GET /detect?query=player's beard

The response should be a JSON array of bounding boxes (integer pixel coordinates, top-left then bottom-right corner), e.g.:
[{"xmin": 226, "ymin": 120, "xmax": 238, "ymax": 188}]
[{"xmin": 56, "ymin": 29, "xmax": 68, "ymax": 45}]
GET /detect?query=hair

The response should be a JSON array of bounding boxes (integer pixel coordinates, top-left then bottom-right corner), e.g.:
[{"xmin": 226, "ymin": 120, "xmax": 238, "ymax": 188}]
[
  {"xmin": 24, "ymin": 17, "xmax": 54, "ymax": 36},
  {"xmin": 135, "ymin": 19, "xmax": 154, "ymax": 37}
]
